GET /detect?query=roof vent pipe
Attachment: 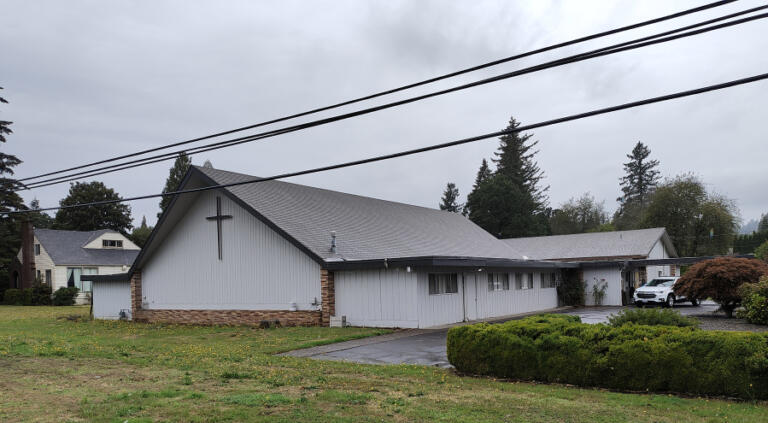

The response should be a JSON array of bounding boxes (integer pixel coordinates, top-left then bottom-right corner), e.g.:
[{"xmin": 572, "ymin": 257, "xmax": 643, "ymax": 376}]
[{"xmin": 330, "ymin": 231, "xmax": 337, "ymax": 254}]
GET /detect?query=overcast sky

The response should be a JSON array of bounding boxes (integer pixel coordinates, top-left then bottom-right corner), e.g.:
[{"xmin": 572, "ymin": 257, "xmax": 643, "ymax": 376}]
[{"xmin": 2, "ymin": 0, "xmax": 767, "ymax": 229}]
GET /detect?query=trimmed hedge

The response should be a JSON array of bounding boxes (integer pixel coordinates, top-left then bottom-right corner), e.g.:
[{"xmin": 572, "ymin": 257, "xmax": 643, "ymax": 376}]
[
  {"xmin": 739, "ymin": 277, "xmax": 768, "ymax": 325},
  {"xmin": 447, "ymin": 314, "xmax": 768, "ymax": 399},
  {"xmin": 608, "ymin": 308, "xmax": 698, "ymax": 328},
  {"xmin": 52, "ymin": 287, "xmax": 79, "ymax": 306}
]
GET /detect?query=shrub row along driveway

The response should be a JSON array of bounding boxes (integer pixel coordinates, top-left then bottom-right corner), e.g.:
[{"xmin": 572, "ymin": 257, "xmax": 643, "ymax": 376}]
[{"xmin": 289, "ymin": 302, "xmax": 767, "ymax": 368}]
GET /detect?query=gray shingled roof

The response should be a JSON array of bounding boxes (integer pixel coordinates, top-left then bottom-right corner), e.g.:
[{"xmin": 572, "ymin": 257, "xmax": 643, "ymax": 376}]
[
  {"xmin": 195, "ymin": 167, "xmax": 525, "ymax": 262},
  {"xmin": 502, "ymin": 228, "xmax": 676, "ymax": 261},
  {"xmin": 35, "ymin": 229, "xmax": 139, "ymax": 266}
]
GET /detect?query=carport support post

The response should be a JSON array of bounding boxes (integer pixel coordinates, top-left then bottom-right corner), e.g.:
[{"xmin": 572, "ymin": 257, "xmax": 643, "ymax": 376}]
[{"xmin": 320, "ymin": 269, "xmax": 335, "ymax": 326}]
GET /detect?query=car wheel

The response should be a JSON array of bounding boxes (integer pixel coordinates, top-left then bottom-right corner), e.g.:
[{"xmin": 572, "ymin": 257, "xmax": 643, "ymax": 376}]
[
  {"xmin": 666, "ymin": 294, "xmax": 675, "ymax": 308},
  {"xmin": 691, "ymin": 298, "xmax": 699, "ymax": 306}
]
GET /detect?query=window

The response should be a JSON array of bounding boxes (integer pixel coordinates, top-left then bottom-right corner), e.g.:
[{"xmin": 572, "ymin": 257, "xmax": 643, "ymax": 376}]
[
  {"xmin": 36, "ymin": 270, "xmax": 41, "ymax": 280},
  {"xmin": 34, "ymin": 244, "xmax": 40, "ymax": 255},
  {"xmin": 102, "ymin": 239, "xmax": 123, "ymax": 248},
  {"xmin": 488, "ymin": 273, "xmax": 509, "ymax": 291},
  {"xmin": 516, "ymin": 273, "xmax": 534, "ymax": 290},
  {"xmin": 45, "ymin": 269, "xmax": 52, "ymax": 284},
  {"xmin": 541, "ymin": 272, "xmax": 558, "ymax": 288},
  {"xmin": 428, "ymin": 273, "xmax": 458, "ymax": 295},
  {"xmin": 66, "ymin": 267, "xmax": 98, "ymax": 292}
]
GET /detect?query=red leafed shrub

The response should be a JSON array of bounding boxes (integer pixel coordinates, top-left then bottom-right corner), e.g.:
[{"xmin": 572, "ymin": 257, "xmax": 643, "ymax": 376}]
[{"xmin": 674, "ymin": 257, "xmax": 768, "ymax": 317}]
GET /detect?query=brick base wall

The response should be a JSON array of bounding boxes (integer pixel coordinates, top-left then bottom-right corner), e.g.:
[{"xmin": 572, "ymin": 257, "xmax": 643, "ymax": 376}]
[
  {"xmin": 133, "ymin": 309, "xmax": 322, "ymax": 326},
  {"xmin": 321, "ymin": 269, "xmax": 335, "ymax": 326}
]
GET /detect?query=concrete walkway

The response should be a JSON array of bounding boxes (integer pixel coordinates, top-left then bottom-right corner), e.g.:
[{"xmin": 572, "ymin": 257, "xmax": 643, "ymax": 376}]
[{"xmin": 281, "ymin": 307, "xmax": 572, "ymax": 368}]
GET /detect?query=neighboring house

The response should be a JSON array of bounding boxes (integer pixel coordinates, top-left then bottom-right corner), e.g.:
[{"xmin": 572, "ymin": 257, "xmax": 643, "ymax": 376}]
[
  {"xmin": 502, "ymin": 228, "xmax": 678, "ymax": 306},
  {"xmin": 89, "ymin": 166, "xmax": 570, "ymax": 326},
  {"xmin": 16, "ymin": 228, "xmax": 140, "ymax": 304}
]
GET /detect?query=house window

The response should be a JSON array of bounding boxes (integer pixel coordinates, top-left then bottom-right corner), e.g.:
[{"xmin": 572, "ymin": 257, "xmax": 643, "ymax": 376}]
[
  {"xmin": 541, "ymin": 272, "xmax": 558, "ymax": 288},
  {"xmin": 102, "ymin": 239, "xmax": 123, "ymax": 248},
  {"xmin": 517, "ymin": 273, "xmax": 534, "ymax": 290},
  {"xmin": 45, "ymin": 269, "xmax": 52, "ymax": 284},
  {"xmin": 36, "ymin": 270, "xmax": 41, "ymax": 281},
  {"xmin": 428, "ymin": 273, "xmax": 458, "ymax": 295},
  {"xmin": 66, "ymin": 267, "xmax": 98, "ymax": 293},
  {"xmin": 488, "ymin": 273, "xmax": 509, "ymax": 291},
  {"xmin": 34, "ymin": 244, "xmax": 40, "ymax": 255}
]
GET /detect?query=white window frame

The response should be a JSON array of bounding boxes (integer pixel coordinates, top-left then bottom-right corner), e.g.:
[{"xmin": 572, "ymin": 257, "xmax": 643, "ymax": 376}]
[
  {"xmin": 541, "ymin": 272, "xmax": 558, "ymax": 289},
  {"xmin": 102, "ymin": 239, "xmax": 123, "ymax": 248},
  {"xmin": 66, "ymin": 266, "xmax": 98, "ymax": 293},
  {"xmin": 428, "ymin": 273, "xmax": 459, "ymax": 295}
]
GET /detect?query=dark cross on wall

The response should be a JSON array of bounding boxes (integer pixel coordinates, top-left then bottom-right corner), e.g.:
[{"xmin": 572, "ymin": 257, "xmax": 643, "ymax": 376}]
[{"xmin": 205, "ymin": 196, "xmax": 233, "ymax": 260}]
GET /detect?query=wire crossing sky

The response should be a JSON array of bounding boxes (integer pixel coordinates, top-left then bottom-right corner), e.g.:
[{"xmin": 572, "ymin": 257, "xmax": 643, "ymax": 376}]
[{"xmin": 2, "ymin": 1, "xmax": 767, "ymax": 224}]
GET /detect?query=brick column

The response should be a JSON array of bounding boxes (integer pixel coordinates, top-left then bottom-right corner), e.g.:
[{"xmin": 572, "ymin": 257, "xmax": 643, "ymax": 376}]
[
  {"xmin": 130, "ymin": 271, "xmax": 142, "ymax": 317},
  {"xmin": 320, "ymin": 269, "xmax": 335, "ymax": 326}
]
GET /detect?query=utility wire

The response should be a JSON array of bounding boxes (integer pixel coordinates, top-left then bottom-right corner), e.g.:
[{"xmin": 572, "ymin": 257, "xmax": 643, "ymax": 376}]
[
  {"xmin": 7, "ymin": 71, "xmax": 768, "ymax": 216},
  {"xmin": 20, "ymin": 6, "xmax": 768, "ymax": 190},
  {"xmin": 17, "ymin": 0, "xmax": 738, "ymax": 183}
]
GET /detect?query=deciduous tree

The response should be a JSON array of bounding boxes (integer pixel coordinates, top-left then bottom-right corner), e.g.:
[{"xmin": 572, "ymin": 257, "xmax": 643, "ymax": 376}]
[
  {"xmin": 54, "ymin": 182, "xmax": 133, "ymax": 233},
  {"xmin": 549, "ymin": 193, "xmax": 608, "ymax": 235},
  {"xmin": 674, "ymin": 257, "xmax": 768, "ymax": 317}
]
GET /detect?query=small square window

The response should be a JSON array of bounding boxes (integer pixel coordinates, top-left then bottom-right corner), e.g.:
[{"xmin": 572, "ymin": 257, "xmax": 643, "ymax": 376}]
[{"xmin": 488, "ymin": 273, "xmax": 509, "ymax": 291}]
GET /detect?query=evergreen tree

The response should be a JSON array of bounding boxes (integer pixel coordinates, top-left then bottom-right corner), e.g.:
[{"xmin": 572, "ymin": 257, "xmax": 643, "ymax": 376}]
[
  {"xmin": 28, "ymin": 198, "xmax": 54, "ymax": 229},
  {"xmin": 0, "ymin": 87, "xmax": 25, "ymax": 295},
  {"xmin": 465, "ymin": 117, "xmax": 549, "ymax": 237},
  {"xmin": 130, "ymin": 216, "xmax": 153, "ymax": 248},
  {"xmin": 492, "ymin": 117, "xmax": 548, "ymax": 209},
  {"xmin": 54, "ymin": 181, "xmax": 133, "ymax": 233},
  {"xmin": 617, "ymin": 141, "xmax": 660, "ymax": 206},
  {"xmin": 439, "ymin": 182, "xmax": 461, "ymax": 213},
  {"xmin": 158, "ymin": 152, "xmax": 191, "ymax": 219},
  {"xmin": 759, "ymin": 213, "xmax": 768, "ymax": 233}
]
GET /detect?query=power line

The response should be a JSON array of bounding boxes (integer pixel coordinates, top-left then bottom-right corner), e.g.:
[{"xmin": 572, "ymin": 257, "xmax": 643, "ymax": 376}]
[
  {"xmin": 16, "ymin": 0, "xmax": 738, "ymax": 184},
  {"xmin": 7, "ymin": 71, "xmax": 768, "ymax": 216},
  {"xmin": 20, "ymin": 6, "xmax": 768, "ymax": 190}
]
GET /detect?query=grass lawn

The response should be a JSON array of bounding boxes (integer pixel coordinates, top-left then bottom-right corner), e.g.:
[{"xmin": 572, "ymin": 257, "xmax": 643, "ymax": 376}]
[{"xmin": 0, "ymin": 306, "xmax": 766, "ymax": 422}]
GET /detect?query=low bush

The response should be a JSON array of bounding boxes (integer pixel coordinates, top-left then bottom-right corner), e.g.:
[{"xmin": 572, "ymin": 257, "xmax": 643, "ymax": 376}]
[
  {"xmin": 556, "ymin": 269, "xmax": 585, "ymax": 306},
  {"xmin": 447, "ymin": 314, "xmax": 768, "ymax": 399},
  {"xmin": 52, "ymin": 287, "xmax": 79, "ymax": 306},
  {"xmin": 608, "ymin": 308, "xmax": 698, "ymax": 328},
  {"xmin": 739, "ymin": 276, "xmax": 768, "ymax": 325},
  {"xmin": 2, "ymin": 288, "xmax": 24, "ymax": 305},
  {"xmin": 30, "ymin": 283, "xmax": 53, "ymax": 306}
]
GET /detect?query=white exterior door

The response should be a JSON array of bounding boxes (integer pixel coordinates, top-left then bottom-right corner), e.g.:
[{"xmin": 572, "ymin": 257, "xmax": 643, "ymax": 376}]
[{"xmin": 462, "ymin": 273, "xmax": 479, "ymax": 321}]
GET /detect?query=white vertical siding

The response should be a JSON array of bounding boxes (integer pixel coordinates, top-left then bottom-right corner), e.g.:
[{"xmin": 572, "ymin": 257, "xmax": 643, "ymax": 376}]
[
  {"xmin": 335, "ymin": 268, "xmax": 418, "ymax": 328},
  {"xmin": 471, "ymin": 271, "xmax": 559, "ymax": 319},
  {"xmin": 92, "ymin": 281, "xmax": 131, "ymax": 320},
  {"xmin": 646, "ymin": 240, "xmax": 672, "ymax": 278},
  {"xmin": 142, "ymin": 190, "xmax": 321, "ymax": 310},
  {"xmin": 583, "ymin": 266, "xmax": 623, "ymax": 306},
  {"xmin": 417, "ymin": 272, "xmax": 464, "ymax": 328}
]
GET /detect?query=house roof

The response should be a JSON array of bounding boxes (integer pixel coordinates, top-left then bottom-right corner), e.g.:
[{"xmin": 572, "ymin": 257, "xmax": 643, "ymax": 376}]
[
  {"xmin": 133, "ymin": 166, "xmax": 529, "ymax": 271},
  {"xmin": 501, "ymin": 228, "xmax": 677, "ymax": 261},
  {"xmin": 195, "ymin": 166, "xmax": 526, "ymax": 262},
  {"xmin": 34, "ymin": 229, "xmax": 139, "ymax": 266}
]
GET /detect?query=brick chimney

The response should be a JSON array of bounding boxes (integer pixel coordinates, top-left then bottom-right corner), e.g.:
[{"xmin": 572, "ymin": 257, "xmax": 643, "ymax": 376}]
[{"xmin": 20, "ymin": 220, "xmax": 35, "ymax": 289}]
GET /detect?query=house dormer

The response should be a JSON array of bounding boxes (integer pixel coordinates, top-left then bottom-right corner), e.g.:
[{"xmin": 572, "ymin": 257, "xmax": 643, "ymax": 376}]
[{"xmin": 82, "ymin": 230, "xmax": 140, "ymax": 250}]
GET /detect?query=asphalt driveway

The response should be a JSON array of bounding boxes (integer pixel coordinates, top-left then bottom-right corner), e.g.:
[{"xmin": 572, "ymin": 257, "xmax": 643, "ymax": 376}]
[{"xmin": 283, "ymin": 302, "xmax": 763, "ymax": 368}]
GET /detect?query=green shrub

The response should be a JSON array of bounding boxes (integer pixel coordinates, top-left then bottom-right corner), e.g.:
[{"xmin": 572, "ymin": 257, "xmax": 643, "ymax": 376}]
[
  {"xmin": 739, "ymin": 277, "xmax": 768, "ymax": 325},
  {"xmin": 30, "ymin": 283, "xmax": 52, "ymax": 306},
  {"xmin": 755, "ymin": 240, "xmax": 768, "ymax": 262},
  {"xmin": 447, "ymin": 314, "xmax": 768, "ymax": 399},
  {"xmin": 52, "ymin": 287, "xmax": 79, "ymax": 306},
  {"xmin": 2, "ymin": 288, "xmax": 24, "ymax": 305},
  {"xmin": 608, "ymin": 308, "xmax": 698, "ymax": 328}
]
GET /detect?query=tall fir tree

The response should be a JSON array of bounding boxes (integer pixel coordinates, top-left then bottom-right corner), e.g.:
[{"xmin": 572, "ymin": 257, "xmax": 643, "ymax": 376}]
[
  {"xmin": 759, "ymin": 213, "xmax": 768, "ymax": 234},
  {"xmin": 130, "ymin": 215, "xmax": 153, "ymax": 248},
  {"xmin": 617, "ymin": 141, "xmax": 660, "ymax": 206},
  {"xmin": 492, "ymin": 117, "xmax": 548, "ymax": 209},
  {"xmin": 465, "ymin": 117, "xmax": 549, "ymax": 237},
  {"xmin": 0, "ymin": 87, "xmax": 26, "ymax": 294},
  {"xmin": 439, "ymin": 182, "xmax": 461, "ymax": 213},
  {"xmin": 158, "ymin": 152, "xmax": 192, "ymax": 219}
]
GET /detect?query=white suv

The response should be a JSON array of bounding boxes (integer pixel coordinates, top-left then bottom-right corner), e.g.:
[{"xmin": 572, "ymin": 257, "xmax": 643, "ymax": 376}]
[{"xmin": 633, "ymin": 277, "xmax": 701, "ymax": 308}]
